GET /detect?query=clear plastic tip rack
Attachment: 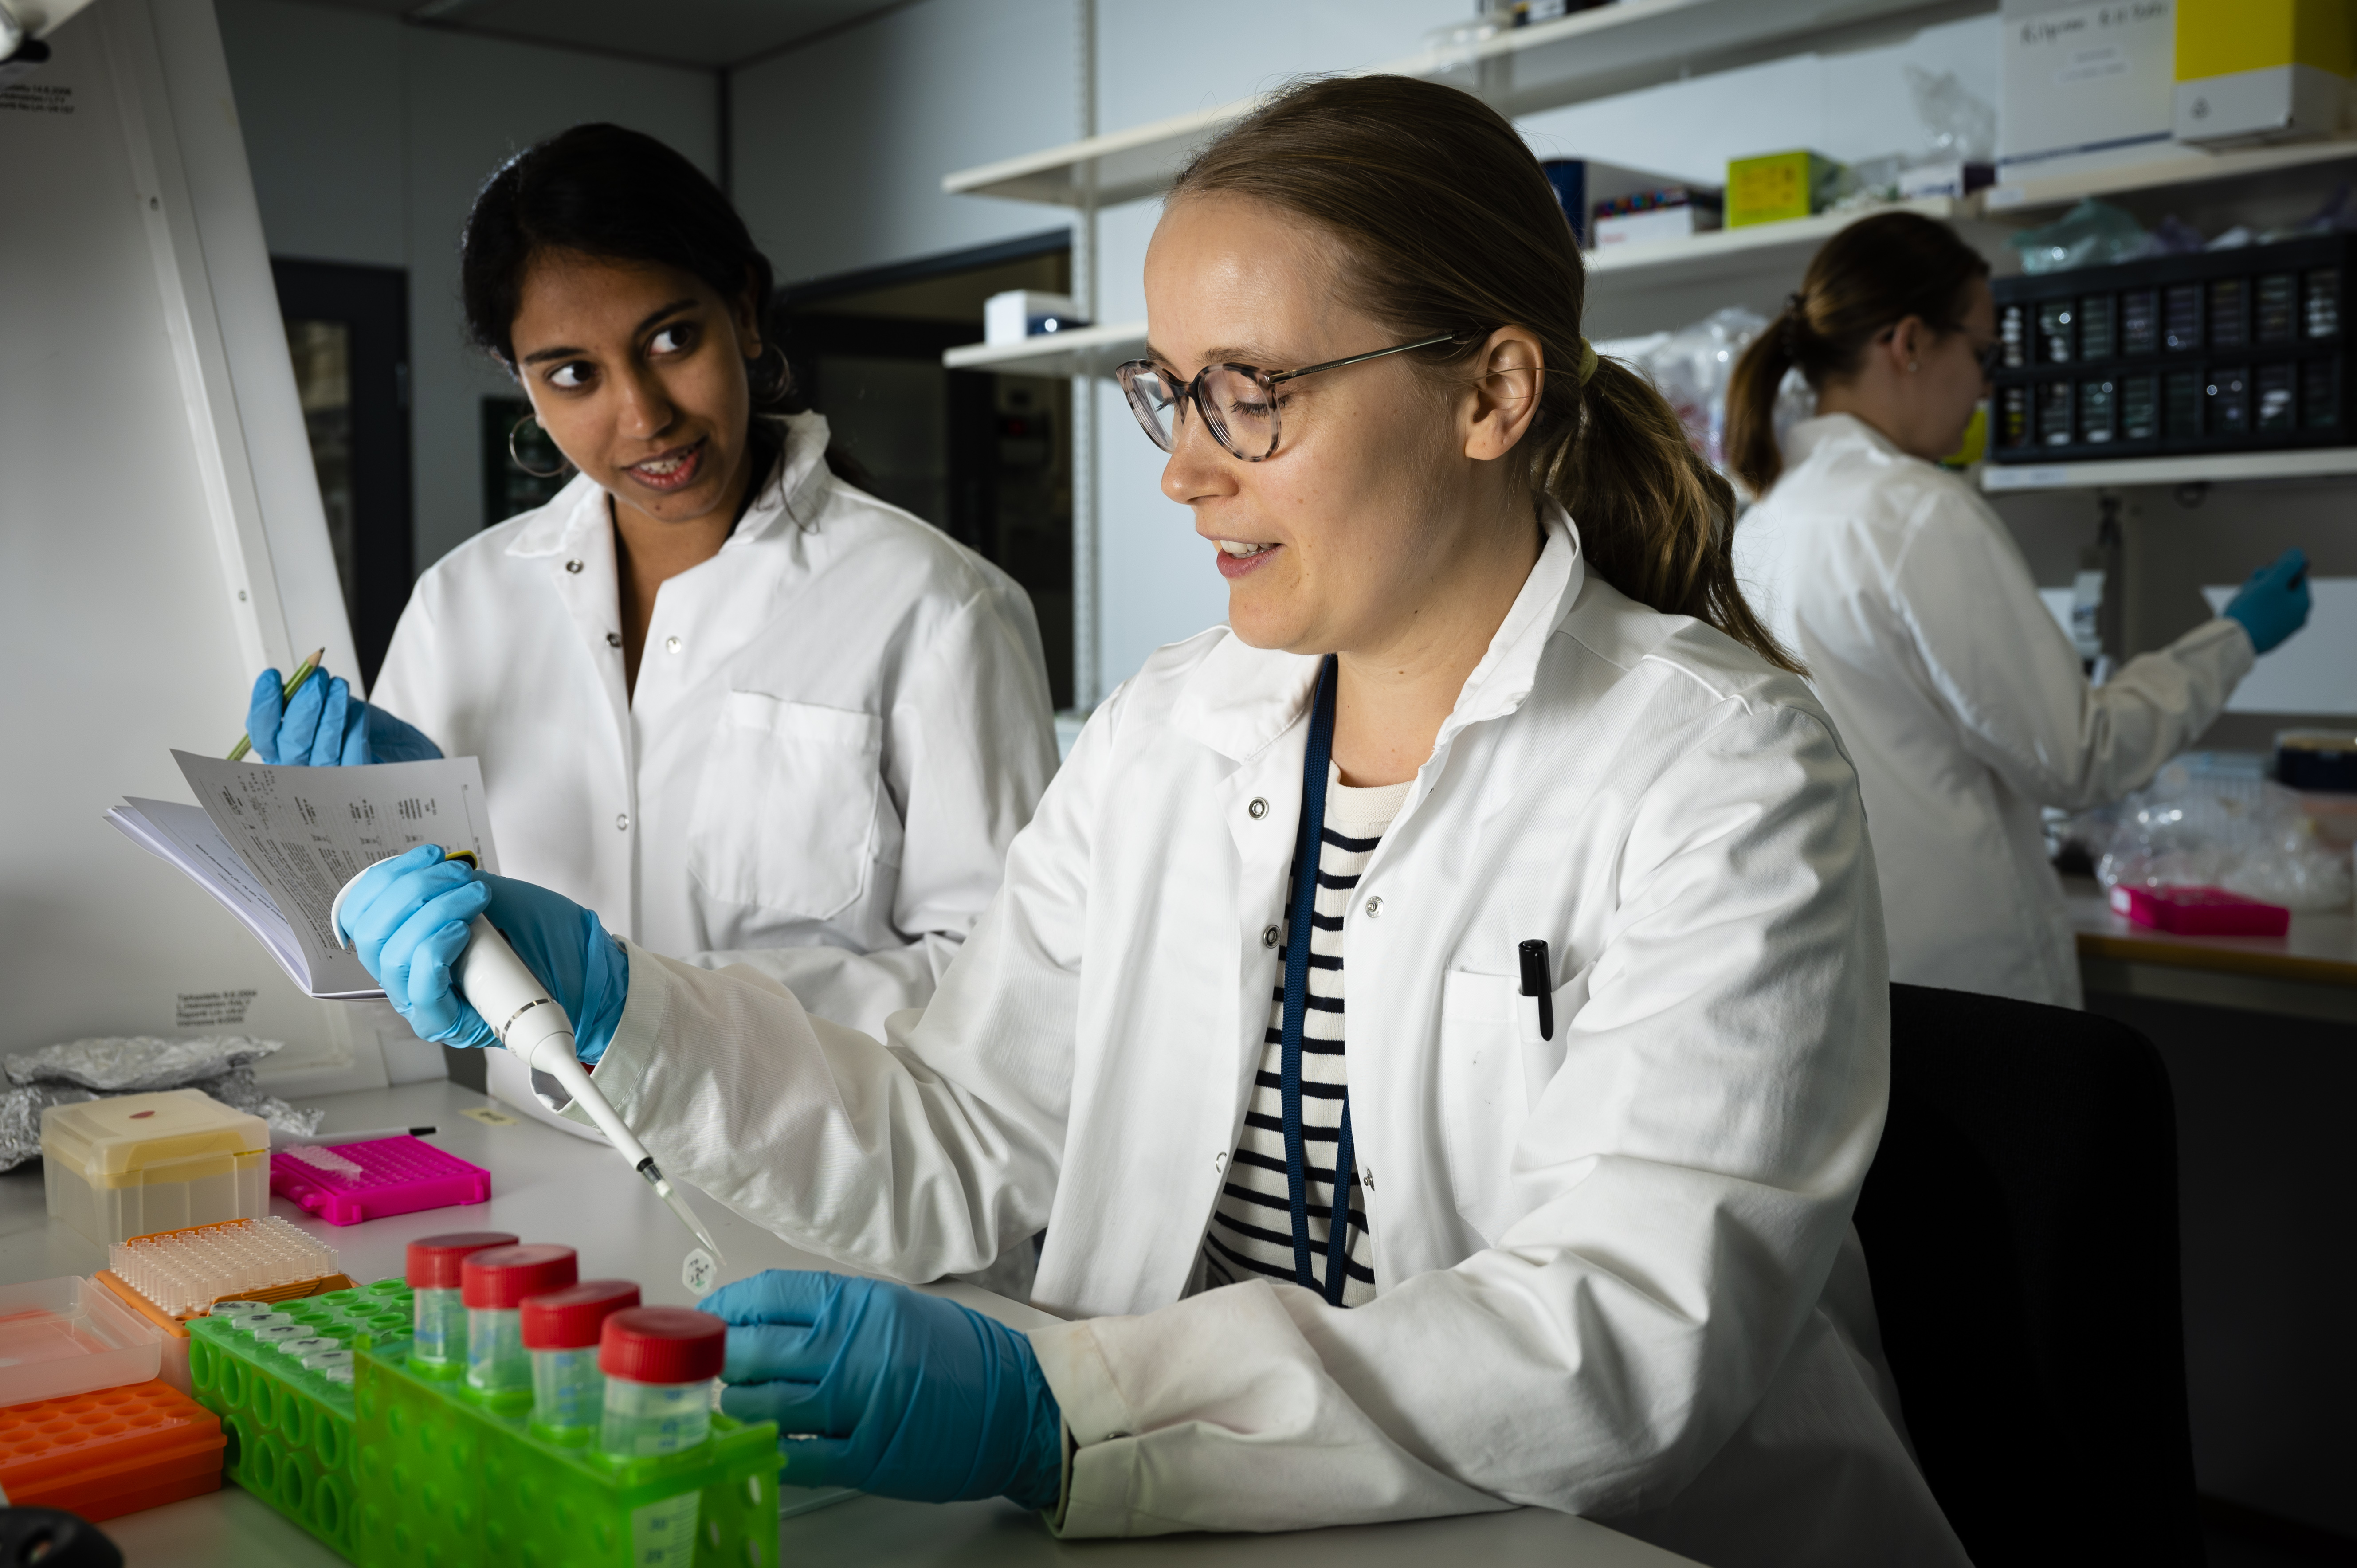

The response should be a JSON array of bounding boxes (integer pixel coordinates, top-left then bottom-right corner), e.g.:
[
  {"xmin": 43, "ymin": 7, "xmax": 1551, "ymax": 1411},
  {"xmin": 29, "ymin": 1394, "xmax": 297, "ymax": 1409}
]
[{"xmin": 109, "ymin": 1217, "xmax": 340, "ymax": 1317}]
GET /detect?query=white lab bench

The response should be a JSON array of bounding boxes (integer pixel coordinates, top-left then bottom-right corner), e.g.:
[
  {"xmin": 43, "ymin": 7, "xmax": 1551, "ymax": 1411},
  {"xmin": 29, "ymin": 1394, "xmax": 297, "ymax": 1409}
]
[{"xmin": 0, "ymin": 1078, "xmax": 1698, "ymax": 1567}]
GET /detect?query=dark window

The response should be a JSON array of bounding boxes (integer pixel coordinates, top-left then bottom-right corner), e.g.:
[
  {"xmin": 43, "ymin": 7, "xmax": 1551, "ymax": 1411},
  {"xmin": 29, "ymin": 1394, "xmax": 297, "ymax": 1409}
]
[
  {"xmin": 2208, "ymin": 278, "xmax": 2247, "ymax": 349},
  {"xmin": 2119, "ymin": 375, "xmax": 2158, "ymax": 440},
  {"xmin": 2302, "ymin": 359, "xmax": 2340, "ymax": 427},
  {"xmin": 2163, "ymin": 285, "xmax": 2202, "ymax": 352},
  {"xmin": 272, "ymin": 259, "xmax": 411, "ymax": 687},
  {"xmin": 2165, "ymin": 370, "xmax": 2203, "ymax": 436},
  {"xmin": 2255, "ymin": 364, "xmax": 2296, "ymax": 431},
  {"xmin": 2037, "ymin": 381, "xmax": 2073, "ymax": 446},
  {"xmin": 2078, "ymin": 295, "xmax": 2115, "ymax": 360},
  {"xmin": 2205, "ymin": 366, "xmax": 2249, "ymax": 433},
  {"xmin": 2122, "ymin": 290, "xmax": 2159, "ymax": 355},
  {"xmin": 2256, "ymin": 274, "xmax": 2297, "ymax": 343},
  {"xmin": 2077, "ymin": 378, "xmax": 2115, "ymax": 442},
  {"xmin": 2038, "ymin": 300, "xmax": 2074, "ymax": 363},
  {"xmin": 2306, "ymin": 269, "xmax": 2341, "ymax": 338}
]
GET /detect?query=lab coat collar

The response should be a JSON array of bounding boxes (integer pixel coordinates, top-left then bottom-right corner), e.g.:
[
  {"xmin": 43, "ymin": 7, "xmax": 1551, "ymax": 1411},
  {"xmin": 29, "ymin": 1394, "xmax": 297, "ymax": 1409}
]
[
  {"xmin": 502, "ymin": 412, "xmax": 835, "ymax": 560},
  {"xmin": 1784, "ymin": 411, "xmax": 1900, "ymax": 466},
  {"xmin": 1169, "ymin": 504, "xmax": 1585, "ymax": 764}
]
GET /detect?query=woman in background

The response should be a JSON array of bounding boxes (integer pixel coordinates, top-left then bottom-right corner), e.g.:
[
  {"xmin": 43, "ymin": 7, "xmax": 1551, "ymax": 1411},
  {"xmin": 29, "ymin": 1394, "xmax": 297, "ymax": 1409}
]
[
  {"xmin": 244, "ymin": 124, "xmax": 1057, "ymax": 1064},
  {"xmin": 1730, "ymin": 211, "xmax": 2310, "ymax": 1007}
]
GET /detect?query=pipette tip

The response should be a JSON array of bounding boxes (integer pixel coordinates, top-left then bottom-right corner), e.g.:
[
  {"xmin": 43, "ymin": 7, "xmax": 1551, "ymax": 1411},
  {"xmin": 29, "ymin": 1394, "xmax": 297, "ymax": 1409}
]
[{"xmin": 648, "ymin": 1173, "xmax": 726, "ymax": 1273}]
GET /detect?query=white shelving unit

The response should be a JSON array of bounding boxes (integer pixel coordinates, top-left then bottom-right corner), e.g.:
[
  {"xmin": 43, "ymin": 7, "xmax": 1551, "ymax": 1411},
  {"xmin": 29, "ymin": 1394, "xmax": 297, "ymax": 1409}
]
[
  {"xmin": 1981, "ymin": 448, "xmax": 2357, "ymax": 493},
  {"xmin": 943, "ymin": 320, "xmax": 1146, "ymax": 377},
  {"xmin": 943, "ymin": 0, "xmax": 1995, "ymax": 208},
  {"xmin": 942, "ymin": 196, "xmax": 2000, "ymax": 376},
  {"xmin": 1988, "ymin": 137, "xmax": 2357, "ymax": 215},
  {"xmin": 1588, "ymin": 195, "xmax": 1985, "ymax": 288}
]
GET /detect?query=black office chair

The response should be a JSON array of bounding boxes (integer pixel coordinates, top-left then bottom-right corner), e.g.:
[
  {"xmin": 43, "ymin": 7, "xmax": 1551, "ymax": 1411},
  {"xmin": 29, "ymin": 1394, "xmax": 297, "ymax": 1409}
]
[{"xmin": 1855, "ymin": 984, "xmax": 2204, "ymax": 1567}]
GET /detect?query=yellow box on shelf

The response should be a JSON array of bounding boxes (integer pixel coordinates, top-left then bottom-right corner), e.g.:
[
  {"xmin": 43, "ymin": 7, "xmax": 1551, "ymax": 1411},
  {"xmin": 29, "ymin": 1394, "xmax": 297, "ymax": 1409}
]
[
  {"xmin": 2176, "ymin": 0, "xmax": 2357, "ymax": 146},
  {"xmin": 1725, "ymin": 151, "xmax": 1844, "ymax": 228}
]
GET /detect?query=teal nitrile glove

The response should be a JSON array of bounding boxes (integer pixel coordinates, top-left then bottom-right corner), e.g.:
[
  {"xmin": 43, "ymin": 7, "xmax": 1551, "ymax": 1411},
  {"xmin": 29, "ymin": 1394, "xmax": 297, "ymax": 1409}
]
[
  {"xmin": 336, "ymin": 847, "xmax": 628, "ymax": 1062},
  {"xmin": 699, "ymin": 1271, "xmax": 1063, "ymax": 1511},
  {"xmin": 247, "ymin": 666, "xmax": 443, "ymax": 765},
  {"xmin": 2222, "ymin": 548, "xmax": 2313, "ymax": 655}
]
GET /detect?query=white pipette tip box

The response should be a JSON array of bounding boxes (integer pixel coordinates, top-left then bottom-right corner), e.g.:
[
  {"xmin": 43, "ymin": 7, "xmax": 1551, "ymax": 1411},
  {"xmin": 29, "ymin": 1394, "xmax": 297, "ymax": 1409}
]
[{"xmin": 40, "ymin": 1090, "xmax": 271, "ymax": 1247}]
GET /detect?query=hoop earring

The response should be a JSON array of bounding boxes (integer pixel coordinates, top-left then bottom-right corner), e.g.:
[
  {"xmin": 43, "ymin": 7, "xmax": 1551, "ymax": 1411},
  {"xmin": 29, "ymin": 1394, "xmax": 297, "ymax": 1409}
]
[
  {"xmin": 746, "ymin": 341, "xmax": 791, "ymax": 405},
  {"xmin": 508, "ymin": 413, "xmax": 569, "ymax": 479}
]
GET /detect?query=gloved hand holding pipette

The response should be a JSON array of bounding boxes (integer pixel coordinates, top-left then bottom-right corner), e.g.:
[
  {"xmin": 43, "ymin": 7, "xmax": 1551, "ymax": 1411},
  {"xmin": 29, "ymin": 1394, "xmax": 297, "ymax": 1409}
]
[
  {"xmin": 699, "ymin": 1270, "xmax": 1063, "ymax": 1511},
  {"xmin": 335, "ymin": 846, "xmax": 627, "ymax": 1063},
  {"xmin": 334, "ymin": 848, "xmax": 719, "ymax": 1264}
]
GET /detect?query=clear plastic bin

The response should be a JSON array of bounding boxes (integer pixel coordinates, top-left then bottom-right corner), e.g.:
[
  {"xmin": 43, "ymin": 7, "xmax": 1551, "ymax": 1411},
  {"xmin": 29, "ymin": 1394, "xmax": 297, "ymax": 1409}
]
[
  {"xmin": 42, "ymin": 1090, "xmax": 268, "ymax": 1246},
  {"xmin": 0, "ymin": 1276, "xmax": 166, "ymax": 1408}
]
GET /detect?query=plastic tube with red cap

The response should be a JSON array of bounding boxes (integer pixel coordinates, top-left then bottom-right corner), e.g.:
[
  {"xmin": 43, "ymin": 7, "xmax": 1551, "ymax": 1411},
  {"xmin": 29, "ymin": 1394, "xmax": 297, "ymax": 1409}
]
[
  {"xmin": 405, "ymin": 1231, "xmax": 519, "ymax": 1372},
  {"xmin": 598, "ymin": 1306, "xmax": 726, "ymax": 1460},
  {"xmin": 521, "ymin": 1280, "xmax": 641, "ymax": 1439},
  {"xmin": 461, "ymin": 1244, "xmax": 577, "ymax": 1395}
]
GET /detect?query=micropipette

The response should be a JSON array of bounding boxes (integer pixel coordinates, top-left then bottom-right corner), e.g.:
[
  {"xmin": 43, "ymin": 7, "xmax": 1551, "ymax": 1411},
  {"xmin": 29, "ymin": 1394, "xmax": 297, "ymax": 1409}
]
[{"xmin": 330, "ymin": 864, "xmax": 725, "ymax": 1270}]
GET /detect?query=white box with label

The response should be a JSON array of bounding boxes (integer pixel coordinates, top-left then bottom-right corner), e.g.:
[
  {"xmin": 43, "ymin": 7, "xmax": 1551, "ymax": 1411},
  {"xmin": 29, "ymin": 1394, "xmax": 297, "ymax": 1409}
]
[{"xmin": 1999, "ymin": 0, "xmax": 2178, "ymax": 180}]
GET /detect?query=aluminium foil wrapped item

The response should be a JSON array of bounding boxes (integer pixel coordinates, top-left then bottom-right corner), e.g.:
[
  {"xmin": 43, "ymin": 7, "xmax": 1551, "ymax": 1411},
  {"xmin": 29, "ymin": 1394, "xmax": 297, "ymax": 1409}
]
[{"xmin": 0, "ymin": 1036, "xmax": 323, "ymax": 1170}]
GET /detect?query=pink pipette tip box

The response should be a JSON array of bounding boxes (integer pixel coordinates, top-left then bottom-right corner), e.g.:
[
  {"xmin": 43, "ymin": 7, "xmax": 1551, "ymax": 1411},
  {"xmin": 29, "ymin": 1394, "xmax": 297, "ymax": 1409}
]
[
  {"xmin": 269, "ymin": 1136, "xmax": 492, "ymax": 1227},
  {"xmin": 2108, "ymin": 883, "xmax": 2291, "ymax": 937}
]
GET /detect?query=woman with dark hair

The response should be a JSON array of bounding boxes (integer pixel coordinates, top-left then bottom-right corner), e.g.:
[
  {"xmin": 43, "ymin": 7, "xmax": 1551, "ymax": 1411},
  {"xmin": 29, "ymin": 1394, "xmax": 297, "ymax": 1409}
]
[
  {"xmin": 243, "ymin": 124, "xmax": 1058, "ymax": 1088},
  {"xmin": 1729, "ymin": 211, "xmax": 2310, "ymax": 1007},
  {"xmin": 340, "ymin": 81, "xmax": 1962, "ymax": 1562}
]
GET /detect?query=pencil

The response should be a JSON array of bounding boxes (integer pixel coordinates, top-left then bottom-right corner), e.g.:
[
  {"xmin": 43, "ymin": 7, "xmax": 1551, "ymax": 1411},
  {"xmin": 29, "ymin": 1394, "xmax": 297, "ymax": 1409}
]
[{"xmin": 227, "ymin": 647, "xmax": 326, "ymax": 762}]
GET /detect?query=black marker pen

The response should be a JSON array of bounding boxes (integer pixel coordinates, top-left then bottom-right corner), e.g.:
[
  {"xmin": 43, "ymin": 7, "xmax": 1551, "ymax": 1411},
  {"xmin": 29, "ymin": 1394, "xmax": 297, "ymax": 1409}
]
[{"xmin": 1518, "ymin": 938, "xmax": 1553, "ymax": 1041}]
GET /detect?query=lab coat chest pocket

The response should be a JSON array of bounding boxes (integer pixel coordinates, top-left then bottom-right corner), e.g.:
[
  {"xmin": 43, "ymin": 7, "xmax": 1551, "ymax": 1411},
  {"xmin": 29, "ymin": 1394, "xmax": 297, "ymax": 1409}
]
[
  {"xmin": 687, "ymin": 692, "xmax": 883, "ymax": 919},
  {"xmin": 1439, "ymin": 965, "xmax": 1590, "ymax": 1243}
]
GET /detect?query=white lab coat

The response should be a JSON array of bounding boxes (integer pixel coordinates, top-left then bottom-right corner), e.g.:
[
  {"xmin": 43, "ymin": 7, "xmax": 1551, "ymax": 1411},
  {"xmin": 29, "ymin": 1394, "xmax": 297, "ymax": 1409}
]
[
  {"xmin": 571, "ymin": 509, "xmax": 1968, "ymax": 1565},
  {"xmin": 1734, "ymin": 414, "xmax": 2254, "ymax": 1007},
  {"xmin": 369, "ymin": 412, "xmax": 1059, "ymax": 1035}
]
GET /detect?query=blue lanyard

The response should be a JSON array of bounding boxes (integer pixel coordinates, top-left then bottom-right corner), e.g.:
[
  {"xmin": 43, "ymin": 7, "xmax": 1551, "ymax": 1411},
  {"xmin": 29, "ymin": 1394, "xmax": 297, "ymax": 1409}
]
[{"xmin": 1279, "ymin": 654, "xmax": 1356, "ymax": 1306}]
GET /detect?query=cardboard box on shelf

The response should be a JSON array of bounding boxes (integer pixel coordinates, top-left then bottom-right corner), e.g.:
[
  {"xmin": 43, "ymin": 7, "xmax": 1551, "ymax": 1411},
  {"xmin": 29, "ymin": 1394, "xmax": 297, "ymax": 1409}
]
[
  {"xmin": 2174, "ymin": 0, "xmax": 2355, "ymax": 146},
  {"xmin": 1998, "ymin": 0, "xmax": 2178, "ymax": 182}
]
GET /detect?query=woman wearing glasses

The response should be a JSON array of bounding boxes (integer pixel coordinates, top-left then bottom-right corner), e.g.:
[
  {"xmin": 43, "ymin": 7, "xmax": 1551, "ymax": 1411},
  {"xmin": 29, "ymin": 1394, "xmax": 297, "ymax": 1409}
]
[
  {"xmin": 238, "ymin": 125, "xmax": 1058, "ymax": 1106},
  {"xmin": 340, "ymin": 79, "xmax": 1965, "ymax": 1564},
  {"xmin": 1730, "ymin": 212, "xmax": 2311, "ymax": 1007}
]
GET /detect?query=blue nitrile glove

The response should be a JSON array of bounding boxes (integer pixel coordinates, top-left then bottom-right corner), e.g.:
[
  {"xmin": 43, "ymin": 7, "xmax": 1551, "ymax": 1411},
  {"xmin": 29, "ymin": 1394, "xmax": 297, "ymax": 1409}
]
[
  {"xmin": 247, "ymin": 666, "xmax": 443, "ymax": 765},
  {"xmin": 2222, "ymin": 548, "xmax": 2313, "ymax": 655},
  {"xmin": 335, "ymin": 845, "xmax": 628, "ymax": 1063},
  {"xmin": 699, "ymin": 1271, "xmax": 1063, "ymax": 1511}
]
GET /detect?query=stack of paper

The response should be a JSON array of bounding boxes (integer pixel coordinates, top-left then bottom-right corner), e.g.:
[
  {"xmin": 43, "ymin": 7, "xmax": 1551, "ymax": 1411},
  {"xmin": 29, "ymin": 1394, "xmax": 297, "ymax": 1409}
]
[{"xmin": 108, "ymin": 753, "xmax": 497, "ymax": 1000}]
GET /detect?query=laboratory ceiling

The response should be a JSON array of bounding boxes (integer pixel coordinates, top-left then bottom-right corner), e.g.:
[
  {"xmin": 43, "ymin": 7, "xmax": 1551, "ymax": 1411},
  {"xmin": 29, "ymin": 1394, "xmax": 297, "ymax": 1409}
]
[{"xmin": 278, "ymin": 0, "xmax": 914, "ymax": 69}]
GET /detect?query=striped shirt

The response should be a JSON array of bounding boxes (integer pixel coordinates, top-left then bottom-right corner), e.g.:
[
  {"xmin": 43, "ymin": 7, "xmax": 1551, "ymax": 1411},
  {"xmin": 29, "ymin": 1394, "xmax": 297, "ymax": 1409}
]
[{"xmin": 1193, "ymin": 768, "xmax": 1410, "ymax": 1308}]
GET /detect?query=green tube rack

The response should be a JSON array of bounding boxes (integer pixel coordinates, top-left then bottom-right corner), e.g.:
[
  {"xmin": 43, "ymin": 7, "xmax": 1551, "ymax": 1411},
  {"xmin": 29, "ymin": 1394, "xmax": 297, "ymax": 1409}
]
[
  {"xmin": 186, "ymin": 1278, "xmax": 417, "ymax": 1558},
  {"xmin": 352, "ymin": 1339, "xmax": 781, "ymax": 1568}
]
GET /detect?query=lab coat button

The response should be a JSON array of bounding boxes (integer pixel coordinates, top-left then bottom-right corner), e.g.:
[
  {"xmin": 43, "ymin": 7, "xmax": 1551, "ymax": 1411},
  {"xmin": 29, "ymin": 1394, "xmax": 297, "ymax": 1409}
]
[
  {"xmin": 1213, "ymin": 1151, "xmax": 1227, "ymax": 1173},
  {"xmin": 615, "ymin": 813, "xmax": 630, "ymax": 831},
  {"xmin": 1247, "ymin": 797, "xmax": 1269, "ymax": 819},
  {"xmin": 1261, "ymin": 924, "xmax": 1279, "ymax": 949},
  {"xmin": 565, "ymin": 559, "xmax": 583, "ymax": 574},
  {"xmin": 666, "ymin": 636, "xmax": 682, "ymax": 654},
  {"xmin": 1364, "ymin": 896, "xmax": 1383, "ymax": 917},
  {"xmin": 606, "ymin": 632, "xmax": 622, "ymax": 648}
]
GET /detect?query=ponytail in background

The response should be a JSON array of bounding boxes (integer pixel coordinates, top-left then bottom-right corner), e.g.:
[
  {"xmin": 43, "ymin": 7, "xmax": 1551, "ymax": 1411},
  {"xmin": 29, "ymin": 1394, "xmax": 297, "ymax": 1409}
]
[
  {"xmin": 1726, "ymin": 211, "xmax": 1990, "ymax": 496},
  {"xmin": 1170, "ymin": 75, "xmax": 1798, "ymax": 674}
]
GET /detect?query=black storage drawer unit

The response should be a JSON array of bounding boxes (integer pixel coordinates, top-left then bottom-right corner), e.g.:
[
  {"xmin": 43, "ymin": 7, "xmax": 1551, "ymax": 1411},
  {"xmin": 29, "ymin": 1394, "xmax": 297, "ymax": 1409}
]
[{"xmin": 1989, "ymin": 234, "xmax": 2357, "ymax": 464}]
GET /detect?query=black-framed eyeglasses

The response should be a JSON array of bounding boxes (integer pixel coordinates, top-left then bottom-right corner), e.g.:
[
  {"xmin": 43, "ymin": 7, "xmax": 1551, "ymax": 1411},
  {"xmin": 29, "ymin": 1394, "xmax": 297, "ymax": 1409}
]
[
  {"xmin": 1114, "ymin": 330, "xmax": 1472, "ymax": 463},
  {"xmin": 1977, "ymin": 337, "xmax": 2005, "ymax": 379}
]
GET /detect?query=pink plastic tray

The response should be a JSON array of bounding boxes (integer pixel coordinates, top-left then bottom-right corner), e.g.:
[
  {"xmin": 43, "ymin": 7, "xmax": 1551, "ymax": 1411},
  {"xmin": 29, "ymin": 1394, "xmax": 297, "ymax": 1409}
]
[
  {"xmin": 269, "ymin": 1136, "xmax": 492, "ymax": 1227},
  {"xmin": 2108, "ymin": 883, "xmax": 2291, "ymax": 937}
]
